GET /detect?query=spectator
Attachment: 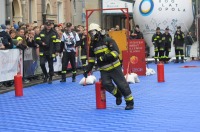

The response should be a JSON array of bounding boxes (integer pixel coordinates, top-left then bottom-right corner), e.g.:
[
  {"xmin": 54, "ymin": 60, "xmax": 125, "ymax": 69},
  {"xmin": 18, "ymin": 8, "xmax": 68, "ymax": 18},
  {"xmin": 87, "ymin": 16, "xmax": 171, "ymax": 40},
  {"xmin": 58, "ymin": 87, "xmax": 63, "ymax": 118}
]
[
  {"xmin": 13, "ymin": 21, "xmax": 19, "ymax": 30},
  {"xmin": 130, "ymin": 25, "xmax": 143, "ymax": 39},
  {"xmin": 184, "ymin": 32, "xmax": 193, "ymax": 57},
  {"xmin": 115, "ymin": 25, "xmax": 120, "ymax": 31},
  {"xmin": 0, "ymin": 24, "xmax": 13, "ymax": 49},
  {"xmin": 15, "ymin": 28, "xmax": 28, "ymax": 50}
]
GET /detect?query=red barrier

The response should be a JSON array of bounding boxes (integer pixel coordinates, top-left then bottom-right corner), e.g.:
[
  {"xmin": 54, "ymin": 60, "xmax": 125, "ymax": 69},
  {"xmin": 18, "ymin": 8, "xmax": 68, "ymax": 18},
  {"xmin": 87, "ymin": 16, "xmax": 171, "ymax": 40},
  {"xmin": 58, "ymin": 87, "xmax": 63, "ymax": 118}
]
[
  {"xmin": 122, "ymin": 39, "xmax": 146, "ymax": 76},
  {"xmin": 157, "ymin": 62, "xmax": 165, "ymax": 82},
  {"xmin": 14, "ymin": 74, "xmax": 23, "ymax": 97},
  {"xmin": 95, "ymin": 81, "xmax": 106, "ymax": 109}
]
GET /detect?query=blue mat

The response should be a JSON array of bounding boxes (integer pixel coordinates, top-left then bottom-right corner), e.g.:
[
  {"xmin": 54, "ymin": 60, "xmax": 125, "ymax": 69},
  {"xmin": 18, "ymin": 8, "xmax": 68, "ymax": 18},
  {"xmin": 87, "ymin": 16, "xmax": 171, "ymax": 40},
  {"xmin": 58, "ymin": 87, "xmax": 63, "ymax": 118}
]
[{"xmin": 1, "ymin": 61, "xmax": 200, "ymax": 132}]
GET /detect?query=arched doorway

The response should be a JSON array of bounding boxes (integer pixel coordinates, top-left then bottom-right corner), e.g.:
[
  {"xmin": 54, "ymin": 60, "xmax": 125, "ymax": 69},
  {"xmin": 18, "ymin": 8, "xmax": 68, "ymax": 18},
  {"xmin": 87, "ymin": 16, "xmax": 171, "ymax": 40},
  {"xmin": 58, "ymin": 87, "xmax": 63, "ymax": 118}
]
[{"xmin": 12, "ymin": 0, "xmax": 22, "ymax": 22}]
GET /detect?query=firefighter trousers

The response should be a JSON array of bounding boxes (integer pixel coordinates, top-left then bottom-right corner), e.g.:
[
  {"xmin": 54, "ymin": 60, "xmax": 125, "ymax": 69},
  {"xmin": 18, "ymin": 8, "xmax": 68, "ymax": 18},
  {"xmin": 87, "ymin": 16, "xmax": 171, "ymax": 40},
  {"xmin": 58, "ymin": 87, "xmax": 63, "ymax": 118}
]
[
  {"xmin": 175, "ymin": 49, "xmax": 184, "ymax": 62},
  {"xmin": 40, "ymin": 55, "xmax": 54, "ymax": 76},
  {"xmin": 100, "ymin": 66, "xmax": 133, "ymax": 100},
  {"xmin": 61, "ymin": 52, "xmax": 76, "ymax": 78}
]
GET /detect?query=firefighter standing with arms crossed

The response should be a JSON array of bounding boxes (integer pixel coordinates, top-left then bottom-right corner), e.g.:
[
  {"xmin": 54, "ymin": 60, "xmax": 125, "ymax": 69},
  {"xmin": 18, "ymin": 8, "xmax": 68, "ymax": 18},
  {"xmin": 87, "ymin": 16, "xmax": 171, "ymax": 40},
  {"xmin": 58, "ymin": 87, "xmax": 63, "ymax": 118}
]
[
  {"xmin": 36, "ymin": 21, "xmax": 61, "ymax": 84},
  {"xmin": 83, "ymin": 23, "xmax": 134, "ymax": 110}
]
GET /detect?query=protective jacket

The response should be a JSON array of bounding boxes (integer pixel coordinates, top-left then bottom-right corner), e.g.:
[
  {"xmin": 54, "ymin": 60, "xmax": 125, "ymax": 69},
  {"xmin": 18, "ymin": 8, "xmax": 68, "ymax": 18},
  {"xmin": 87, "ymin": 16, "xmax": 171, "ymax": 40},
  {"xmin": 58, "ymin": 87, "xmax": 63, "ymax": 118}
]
[
  {"xmin": 86, "ymin": 36, "xmax": 121, "ymax": 72},
  {"xmin": 162, "ymin": 33, "xmax": 172, "ymax": 51},
  {"xmin": 173, "ymin": 31, "xmax": 185, "ymax": 49},
  {"xmin": 152, "ymin": 33, "xmax": 164, "ymax": 51},
  {"xmin": 36, "ymin": 28, "xmax": 60, "ymax": 57}
]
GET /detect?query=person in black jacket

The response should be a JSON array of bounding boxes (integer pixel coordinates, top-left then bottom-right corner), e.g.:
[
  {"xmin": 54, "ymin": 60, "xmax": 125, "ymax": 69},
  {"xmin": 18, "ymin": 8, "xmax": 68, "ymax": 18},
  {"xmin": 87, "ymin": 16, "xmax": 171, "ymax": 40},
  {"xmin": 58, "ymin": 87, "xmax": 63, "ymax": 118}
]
[
  {"xmin": 184, "ymin": 32, "xmax": 193, "ymax": 57},
  {"xmin": 130, "ymin": 25, "xmax": 144, "ymax": 39},
  {"xmin": 35, "ymin": 21, "xmax": 60, "ymax": 84},
  {"xmin": 83, "ymin": 23, "xmax": 134, "ymax": 110},
  {"xmin": 162, "ymin": 27, "xmax": 172, "ymax": 63},
  {"xmin": 0, "ymin": 24, "xmax": 13, "ymax": 49},
  {"xmin": 173, "ymin": 26, "xmax": 185, "ymax": 63}
]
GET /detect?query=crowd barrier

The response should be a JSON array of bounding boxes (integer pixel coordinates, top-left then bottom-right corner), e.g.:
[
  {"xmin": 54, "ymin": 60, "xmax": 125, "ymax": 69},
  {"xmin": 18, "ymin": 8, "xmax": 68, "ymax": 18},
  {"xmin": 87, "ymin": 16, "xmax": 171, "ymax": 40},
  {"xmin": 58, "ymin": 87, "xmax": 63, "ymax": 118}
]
[{"xmin": 0, "ymin": 48, "xmax": 82, "ymax": 82}]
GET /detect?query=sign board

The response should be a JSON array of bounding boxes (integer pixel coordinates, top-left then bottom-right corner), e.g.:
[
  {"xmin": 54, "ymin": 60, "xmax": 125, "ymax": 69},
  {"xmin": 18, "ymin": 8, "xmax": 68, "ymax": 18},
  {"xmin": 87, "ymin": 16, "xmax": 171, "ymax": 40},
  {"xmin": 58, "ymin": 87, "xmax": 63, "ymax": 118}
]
[
  {"xmin": 102, "ymin": 0, "xmax": 133, "ymax": 13},
  {"xmin": 122, "ymin": 39, "xmax": 146, "ymax": 76}
]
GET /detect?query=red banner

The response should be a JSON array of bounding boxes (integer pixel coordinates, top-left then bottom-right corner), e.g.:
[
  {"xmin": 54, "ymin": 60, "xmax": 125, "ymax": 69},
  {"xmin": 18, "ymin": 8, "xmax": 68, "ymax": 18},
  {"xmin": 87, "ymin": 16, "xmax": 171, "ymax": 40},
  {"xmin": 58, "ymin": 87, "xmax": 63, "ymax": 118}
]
[{"xmin": 122, "ymin": 39, "xmax": 146, "ymax": 76}]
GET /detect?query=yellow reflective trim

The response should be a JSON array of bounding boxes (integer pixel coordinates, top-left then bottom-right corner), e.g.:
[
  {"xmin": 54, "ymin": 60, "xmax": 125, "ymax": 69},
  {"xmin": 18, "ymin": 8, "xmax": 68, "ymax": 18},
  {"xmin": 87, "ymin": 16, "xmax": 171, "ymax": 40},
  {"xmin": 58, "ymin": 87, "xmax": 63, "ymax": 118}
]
[
  {"xmin": 154, "ymin": 39, "xmax": 157, "ymax": 40},
  {"xmin": 94, "ymin": 48, "xmax": 109, "ymax": 54},
  {"xmin": 40, "ymin": 53, "xmax": 44, "ymax": 56},
  {"xmin": 99, "ymin": 61, "xmax": 121, "ymax": 71},
  {"xmin": 89, "ymin": 60, "xmax": 95, "ymax": 63},
  {"xmin": 52, "ymin": 54, "xmax": 56, "ymax": 58},
  {"xmin": 125, "ymin": 96, "xmax": 133, "ymax": 101},
  {"xmin": 72, "ymin": 71, "xmax": 76, "ymax": 74},
  {"xmin": 99, "ymin": 56, "xmax": 103, "ymax": 61},
  {"xmin": 36, "ymin": 37, "xmax": 41, "ymax": 40},
  {"xmin": 61, "ymin": 71, "xmax": 67, "ymax": 73},
  {"xmin": 56, "ymin": 39, "xmax": 61, "ymax": 43},
  {"xmin": 16, "ymin": 37, "xmax": 23, "ymax": 41},
  {"xmin": 112, "ymin": 87, "xmax": 117, "ymax": 95},
  {"xmin": 156, "ymin": 36, "xmax": 160, "ymax": 38},
  {"xmin": 40, "ymin": 34, "xmax": 45, "ymax": 37},
  {"xmin": 51, "ymin": 35, "xmax": 56, "ymax": 39},
  {"xmin": 81, "ymin": 55, "xmax": 87, "ymax": 59},
  {"xmin": 53, "ymin": 40, "xmax": 56, "ymax": 43},
  {"xmin": 162, "ymin": 37, "xmax": 165, "ymax": 40},
  {"xmin": 110, "ymin": 51, "xmax": 118, "ymax": 58}
]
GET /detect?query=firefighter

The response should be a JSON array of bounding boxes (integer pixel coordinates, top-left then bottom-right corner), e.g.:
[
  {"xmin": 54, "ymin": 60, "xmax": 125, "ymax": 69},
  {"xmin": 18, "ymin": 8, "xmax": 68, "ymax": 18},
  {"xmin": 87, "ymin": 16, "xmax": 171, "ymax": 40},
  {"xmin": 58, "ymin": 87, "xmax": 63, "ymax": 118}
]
[
  {"xmin": 173, "ymin": 26, "xmax": 185, "ymax": 63},
  {"xmin": 60, "ymin": 22, "xmax": 80, "ymax": 82},
  {"xmin": 83, "ymin": 23, "xmax": 134, "ymax": 110},
  {"xmin": 162, "ymin": 27, "xmax": 172, "ymax": 63},
  {"xmin": 78, "ymin": 29, "xmax": 88, "ymax": 71},
  {"xmin": 35, "ymin": 21, "xmax": 60, "ymax": 84},
  {"xmin": 152, "ymin": 27, "xmax": 164, "ymax": 63}
]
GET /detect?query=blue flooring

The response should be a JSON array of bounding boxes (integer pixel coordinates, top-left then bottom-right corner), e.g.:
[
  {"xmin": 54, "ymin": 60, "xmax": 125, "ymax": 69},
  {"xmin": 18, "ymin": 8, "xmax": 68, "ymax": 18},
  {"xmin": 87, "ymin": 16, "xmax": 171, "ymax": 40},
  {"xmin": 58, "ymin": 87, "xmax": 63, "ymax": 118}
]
[{"xmin": 1, "ymin": 61, "xmax": 200, "ymax": 132}]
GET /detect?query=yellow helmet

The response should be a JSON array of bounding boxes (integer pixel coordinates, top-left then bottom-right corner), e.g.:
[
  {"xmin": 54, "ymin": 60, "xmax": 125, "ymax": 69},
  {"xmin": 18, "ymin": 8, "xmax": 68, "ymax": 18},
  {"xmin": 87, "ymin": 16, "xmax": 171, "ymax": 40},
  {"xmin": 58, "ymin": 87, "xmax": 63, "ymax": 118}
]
[{"xmin": 88, "ymin": 23, "xmax": 101, "ymax": 32}]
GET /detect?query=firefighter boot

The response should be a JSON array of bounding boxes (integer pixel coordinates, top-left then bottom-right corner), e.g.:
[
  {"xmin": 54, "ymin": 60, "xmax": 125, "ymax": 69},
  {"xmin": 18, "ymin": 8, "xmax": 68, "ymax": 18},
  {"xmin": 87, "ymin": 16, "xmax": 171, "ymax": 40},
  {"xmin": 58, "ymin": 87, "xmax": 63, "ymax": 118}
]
[
  {"xmin": 43, "ymin": 74, "xmax": 49, "ymax": 83},
  {"xmin": 125, "ymin": 99, "xmax": 134, "ymax": 110},
  {"xmin": 48, "ymin": 76, "xmax": 52, "ymax": 84},
  {"xmin": 155, "ymin": 59, "xmax": 158, "ymax": 64},
  {"xmin": 174, "ymin": 57, "xmax": 179, "ymax": 63},
  {"xmin": 72, "ymin": 73, "xmax": 76, "ymax": 82},
  {"xmin": 114, "ymin": 89, "xmax": 122, "ymax": 105},
  {"xmin": 60, "ymin": 74, "xmax": 66, "ymax": 82},
  {"xmin": 180, "ymin": 57, "xmax": 184, "ymax": 63}
]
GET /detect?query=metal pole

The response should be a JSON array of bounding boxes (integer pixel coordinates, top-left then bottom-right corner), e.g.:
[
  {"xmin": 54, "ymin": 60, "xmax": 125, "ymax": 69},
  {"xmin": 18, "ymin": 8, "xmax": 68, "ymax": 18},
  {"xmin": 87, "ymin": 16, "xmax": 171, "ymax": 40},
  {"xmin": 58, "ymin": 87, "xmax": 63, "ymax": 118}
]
[
  {"xmin": 196, "ymin": 0, "xmax": 200, "ymax": 57},
  {"xmin": 196, "ymin": 0, "xmax": 200, "ymax": 59}
]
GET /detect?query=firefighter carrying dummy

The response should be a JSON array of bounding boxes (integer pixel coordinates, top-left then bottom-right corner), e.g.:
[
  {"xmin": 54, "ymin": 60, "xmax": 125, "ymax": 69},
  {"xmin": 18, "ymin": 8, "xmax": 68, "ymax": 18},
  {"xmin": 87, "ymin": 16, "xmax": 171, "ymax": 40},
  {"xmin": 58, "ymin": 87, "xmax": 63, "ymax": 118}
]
[{"xmin": 83, "ymin": 23, "xmax": 134, "ymax": 110}]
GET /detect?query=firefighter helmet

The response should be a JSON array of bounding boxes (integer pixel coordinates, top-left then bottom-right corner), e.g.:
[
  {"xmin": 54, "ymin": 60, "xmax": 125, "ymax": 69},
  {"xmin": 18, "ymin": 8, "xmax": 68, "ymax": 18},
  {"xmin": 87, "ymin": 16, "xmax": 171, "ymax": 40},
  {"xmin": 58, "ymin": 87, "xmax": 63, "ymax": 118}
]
[{"xmin": 88, "ymin": 23, "xmax": 101, "ymax": 31}]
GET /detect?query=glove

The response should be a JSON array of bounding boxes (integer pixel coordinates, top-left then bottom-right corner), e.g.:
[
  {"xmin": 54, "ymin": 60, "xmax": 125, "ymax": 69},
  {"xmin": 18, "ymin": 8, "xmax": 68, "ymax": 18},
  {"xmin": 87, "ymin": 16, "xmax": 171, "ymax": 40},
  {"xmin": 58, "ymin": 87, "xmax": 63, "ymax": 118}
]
[{"xmin": 83, "ymin": 71, "xmax": 88, "ymax": 78}]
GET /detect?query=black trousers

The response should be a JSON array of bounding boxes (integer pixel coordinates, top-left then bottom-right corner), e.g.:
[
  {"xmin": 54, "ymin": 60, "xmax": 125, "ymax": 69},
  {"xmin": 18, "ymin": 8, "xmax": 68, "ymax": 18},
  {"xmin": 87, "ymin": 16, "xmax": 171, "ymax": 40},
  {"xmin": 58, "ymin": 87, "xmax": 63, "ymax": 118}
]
[
  {"xmin": 100, "ymin": 66, "xmax": 132, "ymax": 98},
  {"xmin": 164, "ymin": 48, "xmax": 170, "ymax": 62},
  {"xmin": 175, "ymin": 49, "xmax": 184, "ymax": 61},
  {"xmin": 40, "ymin": 55, "xmax": 54, "ymax": 76},
  {"xmin": 61, "ymin": 52, "xmax": 76, "ymax": 76}
]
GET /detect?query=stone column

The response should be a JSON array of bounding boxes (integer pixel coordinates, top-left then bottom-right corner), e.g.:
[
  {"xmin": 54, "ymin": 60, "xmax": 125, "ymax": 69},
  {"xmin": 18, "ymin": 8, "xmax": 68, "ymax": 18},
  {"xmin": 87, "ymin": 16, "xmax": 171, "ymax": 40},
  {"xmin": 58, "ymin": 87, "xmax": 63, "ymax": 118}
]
[
  {"xmin": 21, "ymin": 0, "xmax": 26, "ymax": 23},
  {"xmin": 9, "ymin": 0, "xmax": 13, "ymax": 25}
]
